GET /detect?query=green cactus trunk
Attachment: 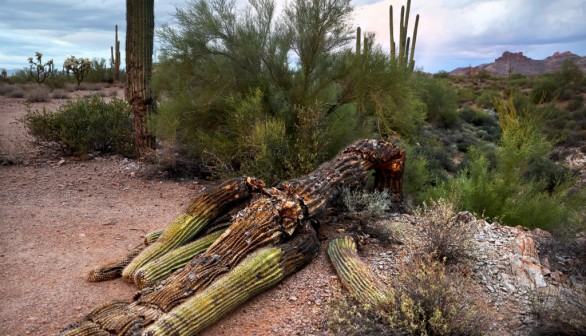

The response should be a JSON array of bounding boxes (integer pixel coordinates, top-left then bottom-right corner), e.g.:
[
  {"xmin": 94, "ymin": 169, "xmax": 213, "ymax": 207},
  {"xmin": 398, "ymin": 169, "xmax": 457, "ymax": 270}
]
[
  {"xmin": 125, "ymin": 0, "xmax": 155, "ymax": 156},
  {"xmin": 327, "ymin": 236, "xmax": 388, "ymax": 305},
  {"xmin": 122, "ymin": 178, "xmax": 258, "ymax": 285},
  {"xmin": 134, "ymin": 229, "xmax": 225, "ymax": 288},
  {"xmin": 143, "ymin": 230, "xmax": 318, "ymax": 336}
]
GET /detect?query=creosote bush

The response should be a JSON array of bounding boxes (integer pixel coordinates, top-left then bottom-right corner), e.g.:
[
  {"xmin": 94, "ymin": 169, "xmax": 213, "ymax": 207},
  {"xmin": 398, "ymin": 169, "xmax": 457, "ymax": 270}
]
[
  {"xmin": 342, "ymin": 188, "xmax": 393, "ymax": 220},
  {"xmin": 327, "ymin": 255, "xmax": 490, "ymax": 336},
  {"xmin": 20, "ymin": 94, "xmax": 135, "ymax": 156},
  {"xmin": 417, "ymin": 199, "xmax": 477, "ymax": 264}
]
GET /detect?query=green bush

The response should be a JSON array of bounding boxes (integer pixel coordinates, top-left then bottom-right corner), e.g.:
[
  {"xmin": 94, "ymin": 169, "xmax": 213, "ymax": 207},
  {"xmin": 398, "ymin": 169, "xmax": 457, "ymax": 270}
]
[
  {"xmin": 531, "ymin": 75, "xmax": 559, "ymax": 103},
  {"xmin": 418, "ymin": 76, "xmax": 459, "ymax": 127},
  {"xmin": 432, "ymin": 99, "xmax": 585, "ymax": 231},
  {"xmin": 456, "ymin": 87, "xmax": 476, "ymax": 104},
  {"xmin": 459, "ymin": 106, "xmax": 491, "ymax": 126},
  {"xmin": 20, "ymin": 94, "xmax": 135, "ymax": 156},
  {"xmin": 475, "ymin": 89, "xmax": 499, "ymax": 109}
]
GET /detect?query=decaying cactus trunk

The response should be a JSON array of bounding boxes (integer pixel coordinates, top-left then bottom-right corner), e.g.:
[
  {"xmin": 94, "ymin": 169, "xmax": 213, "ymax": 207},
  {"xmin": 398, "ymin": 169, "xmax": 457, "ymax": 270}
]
[{"xmin": 58, "ymin": 139, "xmax": 406, "ymax": 336}]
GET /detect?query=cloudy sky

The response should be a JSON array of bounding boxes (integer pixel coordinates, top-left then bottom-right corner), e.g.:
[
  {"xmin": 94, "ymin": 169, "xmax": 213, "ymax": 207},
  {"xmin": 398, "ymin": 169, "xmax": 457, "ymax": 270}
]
[{"xmin": 1, "ymin": 0, "xmax": 585, "ymax": 74}]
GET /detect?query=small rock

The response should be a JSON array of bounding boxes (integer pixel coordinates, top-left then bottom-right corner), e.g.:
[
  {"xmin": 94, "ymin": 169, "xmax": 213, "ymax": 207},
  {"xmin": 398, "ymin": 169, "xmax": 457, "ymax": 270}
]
[{"xmin": 289, "ymin": 295, "xmax": 298, "ymax": 302}]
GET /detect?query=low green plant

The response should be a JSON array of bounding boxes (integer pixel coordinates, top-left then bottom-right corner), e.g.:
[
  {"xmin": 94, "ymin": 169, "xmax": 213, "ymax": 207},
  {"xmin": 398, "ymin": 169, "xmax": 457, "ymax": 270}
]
[{"xmin": 20, "ymin": 94, "xmax": 135, "ymax": 156}]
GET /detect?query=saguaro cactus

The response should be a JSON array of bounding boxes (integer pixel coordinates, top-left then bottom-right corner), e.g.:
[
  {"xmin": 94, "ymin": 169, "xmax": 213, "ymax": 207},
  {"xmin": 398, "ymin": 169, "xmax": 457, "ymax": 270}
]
[
  {"xmin": 111, "ymin": 24, "xmax": 121, "ymax": 84},
  {"xmin": 389, "ymin": 0, "xmax": 419, "ymax": 71},
  {"xmin": 63, "ymin": 56, "xmax": 92, "ymax": 86},
  {"xmin": 58, "ymin": 139, "xmax": 407, "ymax": 335},
  {"xmin": 126, "ymin": 0, "xmax": 156, "ymax": 156},
  {"xmin": 28, "ymin": 52, "xmax": 54, "ymax": 85}
]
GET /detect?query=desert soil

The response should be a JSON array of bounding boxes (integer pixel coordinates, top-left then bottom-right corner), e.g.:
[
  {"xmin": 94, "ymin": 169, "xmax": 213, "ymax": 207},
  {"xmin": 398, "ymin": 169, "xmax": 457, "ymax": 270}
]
[{"xmin": 0, "ymin": 90, "xmax": 341, "ymax": 336}]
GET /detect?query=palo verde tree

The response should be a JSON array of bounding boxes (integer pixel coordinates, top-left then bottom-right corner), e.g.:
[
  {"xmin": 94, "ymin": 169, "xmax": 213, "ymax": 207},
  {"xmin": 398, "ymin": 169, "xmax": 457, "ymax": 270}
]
[
  {"xmin": 126, "ymin": 0, "xmax": 156, "ymax": 157},
  {"xmin": 28, "ymin": 52, "xmax": 54, "ymax": 85},
  {"xmin": 63, "ymin": 56, "xmax": 92, "ymax": 86},
  {"xmin": 152, "ymin": 0, "xmax": 425, "ymax": 182}
]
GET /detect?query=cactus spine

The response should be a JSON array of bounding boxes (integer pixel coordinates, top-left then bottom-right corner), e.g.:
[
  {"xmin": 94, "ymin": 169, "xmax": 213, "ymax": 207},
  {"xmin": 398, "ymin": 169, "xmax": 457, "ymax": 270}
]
[
  {"xmin": 111, "ymin": 24, "xmax": 121, "ymax": 84},
  {"xmin": 390, "ymin": 0, "xmax": 419, "ymax": 71}
]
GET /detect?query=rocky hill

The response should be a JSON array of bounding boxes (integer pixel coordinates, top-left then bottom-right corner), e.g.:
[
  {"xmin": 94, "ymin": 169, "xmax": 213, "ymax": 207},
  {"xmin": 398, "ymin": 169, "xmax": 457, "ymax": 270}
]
[{"xmin": 450, "ymin": 51, "xmax": 586, "ymax": 77}]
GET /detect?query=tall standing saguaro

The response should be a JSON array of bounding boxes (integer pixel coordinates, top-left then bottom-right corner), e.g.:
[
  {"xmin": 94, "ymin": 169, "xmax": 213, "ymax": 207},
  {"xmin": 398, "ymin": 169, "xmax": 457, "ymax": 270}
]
[
  {"xmin": 389, "ymin": 0, "xmax": 419, "ymax": 71},
  {"xmin": 126, "ymin": 0, "xmax": 156, "ymax": 156},
  {"xmin": 111, "ymin": 25, "xmax": 121, "ymax": 84}
]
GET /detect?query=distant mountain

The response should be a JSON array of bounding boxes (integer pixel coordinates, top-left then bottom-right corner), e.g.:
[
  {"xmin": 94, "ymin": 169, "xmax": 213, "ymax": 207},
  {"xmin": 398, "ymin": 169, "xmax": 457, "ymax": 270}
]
[{"xmin": 450, "ymin": 51, "xmax": 586, "ymax": 77}]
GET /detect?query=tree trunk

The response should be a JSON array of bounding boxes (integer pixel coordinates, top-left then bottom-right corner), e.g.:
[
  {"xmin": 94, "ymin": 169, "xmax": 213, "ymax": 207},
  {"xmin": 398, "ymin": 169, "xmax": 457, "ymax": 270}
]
[
  {"xmin": 125, "ymin": 0, "xmax": 156, "ymax": 157},
  {"xmin": 58, "ymin": 139, "xmax": 406, "ymax": 336}
]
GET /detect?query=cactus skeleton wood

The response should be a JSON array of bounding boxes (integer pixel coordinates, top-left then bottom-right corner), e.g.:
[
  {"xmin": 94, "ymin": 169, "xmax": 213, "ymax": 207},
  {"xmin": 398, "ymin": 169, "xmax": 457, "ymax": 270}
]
[{"xmin": 58, "ymin": 139, "xmax": 406, "ymax": 335}]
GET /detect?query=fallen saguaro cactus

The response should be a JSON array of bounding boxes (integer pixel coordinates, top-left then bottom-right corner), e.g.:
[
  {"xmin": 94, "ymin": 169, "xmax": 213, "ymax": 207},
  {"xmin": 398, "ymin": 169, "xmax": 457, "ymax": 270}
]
[{"xmin": 58, "ymin": 139, "xmax": 406, "ymax": 336}]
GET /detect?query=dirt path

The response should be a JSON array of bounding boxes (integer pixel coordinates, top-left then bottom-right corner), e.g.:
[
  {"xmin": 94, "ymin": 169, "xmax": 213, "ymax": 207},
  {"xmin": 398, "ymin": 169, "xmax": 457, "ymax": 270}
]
[{"xmin": 0, "ymin": 93, "xmax": 337, "ymax": 335}]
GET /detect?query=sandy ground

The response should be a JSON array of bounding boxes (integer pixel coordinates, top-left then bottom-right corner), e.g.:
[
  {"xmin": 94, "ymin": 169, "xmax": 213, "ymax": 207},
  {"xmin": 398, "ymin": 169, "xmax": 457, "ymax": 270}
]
[{"xmin": 0, "ymin": 90, "xmax": 339, "ymax": 335}]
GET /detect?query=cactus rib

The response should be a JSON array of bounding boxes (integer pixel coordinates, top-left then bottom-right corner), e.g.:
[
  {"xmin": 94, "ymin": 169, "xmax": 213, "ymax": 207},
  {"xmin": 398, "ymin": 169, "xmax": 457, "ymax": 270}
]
[
  {"xmin": 134, "ymin": 229, "xmax": 225, "ymax": 288},
  {"xmin": 122, "ymin": 178, "xmax": 254, "ymax": 284},
  {"xmin": 144, "ymin": 230, "xmax": 318, "ymax": 336},
  {"xmin": 327, "ymin": 236, "xmax": 387, "ymax": 305}
]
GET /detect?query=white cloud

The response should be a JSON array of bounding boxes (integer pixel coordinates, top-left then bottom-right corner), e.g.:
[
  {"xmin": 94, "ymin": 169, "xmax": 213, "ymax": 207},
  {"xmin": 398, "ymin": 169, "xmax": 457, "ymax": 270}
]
[{"xmin": 1, "ymin": 0, "xmax": 585, "ymax": 73}]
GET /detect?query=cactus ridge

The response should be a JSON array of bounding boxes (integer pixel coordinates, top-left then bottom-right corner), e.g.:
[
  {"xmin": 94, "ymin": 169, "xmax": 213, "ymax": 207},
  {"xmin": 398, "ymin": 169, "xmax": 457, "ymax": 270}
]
[
  {"xmin": 122, "ymin": 178, "xmax": 253, "ymax": 283},
  {"xmin": 327, "ymin": 236, "xmax": 388, "ymax": 305},
  {"xmin": 134, "ymin": 229, "xmax": 225, "ymax": 288},
  {"xmin": 144, "ymin": 230, "xmax": 318, "ymax": 336}
]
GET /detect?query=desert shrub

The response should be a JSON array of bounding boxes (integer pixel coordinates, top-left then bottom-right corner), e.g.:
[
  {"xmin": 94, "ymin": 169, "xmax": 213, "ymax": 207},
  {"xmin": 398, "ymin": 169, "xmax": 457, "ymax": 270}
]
[
  {"xmin": 456, "ymin": 87, "xmax": 476, "ymax": 104},
  {"xmin": 8, "ymin": 88, "xmax": 24, "ymax": 98},
  {"xmin": 417, "ymin": 199, "xmax": 477, "ymax": 264},
  {"xmin": 418, "ymin": 77, "xmax": 459, "ymax": 127},
  {"xmin": 459, "ymin": 106, "xmax": 491, "ymax": 126},
  {"xmin": 531, "ymin": 75, "xmax": 559, "ymax": 103},
  {"xmin": 433, "ymin": 70, "xmax": 450, "ymax": 79},
  {"xmin": 20, "ymin": 94, "xmax": 135, "ymax": 156},
  {"xmin": 327, "ymin": 255, "xmax": 490, "ymax": 336},
  {"xmin": 567, "ymin": 96, "xmax": 584, "ymax": 111},
  {"xmin": 24, "ymin": 85, "xmax": 51, "ymax": 102},
  {"xmin": 0, "ymin": 83, "xmax": 14, "ymax": 96},
  {"xmin": 432, "ymin": 99, "xmax": 585, "ymax": 231},
  {"xmin": 530, "ymin": 287, "xmax": 586, "ymax": 336},
  {"xmin": 342, "ymin": 188, "xmax": 393, "ymax": 220},
  {"xmin": 475, "ymin": 89, "xmax": 499, "ymax": 109}
]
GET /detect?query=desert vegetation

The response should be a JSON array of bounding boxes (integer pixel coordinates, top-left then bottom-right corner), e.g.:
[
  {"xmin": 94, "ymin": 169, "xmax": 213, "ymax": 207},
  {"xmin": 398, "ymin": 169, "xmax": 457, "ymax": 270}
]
[{"xmin": 1, "ymin": 0, "xmax": 585, "ymax": 335}]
